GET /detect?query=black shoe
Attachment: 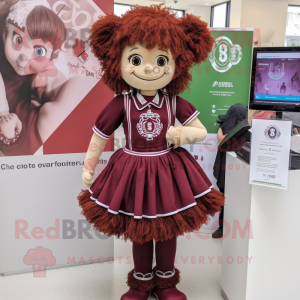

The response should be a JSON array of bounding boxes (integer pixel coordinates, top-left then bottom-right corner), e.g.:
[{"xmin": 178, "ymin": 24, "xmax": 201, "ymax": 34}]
[{"xmin": 212, "ymin": 226, "xmax": 223, "ymax": 239}]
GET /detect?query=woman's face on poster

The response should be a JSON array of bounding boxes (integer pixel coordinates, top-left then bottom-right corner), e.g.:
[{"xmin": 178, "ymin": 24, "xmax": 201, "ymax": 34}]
[{"xmin": 3, "ymin": 23, "xmax": 54, "ymax": 76}]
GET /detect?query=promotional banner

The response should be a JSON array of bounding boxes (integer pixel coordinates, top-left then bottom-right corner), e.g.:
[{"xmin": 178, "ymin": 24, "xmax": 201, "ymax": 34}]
[
  {"xmin": 181, "ymin": 28, "xmax": 253, "ymax": 133},
  {"xmin": 0, "ymin": 0, "xmax": 114, "ymax": 156},
  {"xmin": 180, "ymin": 28, "xmax": 254, "ymax": 231},
  {"xmin": 0, "ymin": 0, "xmax": 115, "ymax": 275}
]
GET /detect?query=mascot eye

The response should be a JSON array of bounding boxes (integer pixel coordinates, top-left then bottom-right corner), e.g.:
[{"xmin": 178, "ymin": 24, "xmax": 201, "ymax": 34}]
[
  {"xmin": 129, "ymin": 55, "xmax": 143, "ymax": 66},
  {"xmin": 13, "ymin": 32, "xmax": 22, "ymax": 45},
  {"xmin": 34, "ymin": 46, "xmax": 47, "ymax": 57},
  {"xmin": 155, "ymin": 55, "xmax": 168, "ymax": 67}
]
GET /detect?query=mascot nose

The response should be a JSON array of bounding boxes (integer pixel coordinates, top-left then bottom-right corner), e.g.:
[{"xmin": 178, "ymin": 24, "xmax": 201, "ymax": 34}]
[{"xmin": 144, "ymin": 65, "xmax": 153, "ymax": 74}]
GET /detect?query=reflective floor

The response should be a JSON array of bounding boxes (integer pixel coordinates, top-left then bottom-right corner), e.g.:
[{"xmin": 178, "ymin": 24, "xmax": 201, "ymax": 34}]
[{"xmin": 0, "ymin": 233, "xmax": 223, "ymax": 300}]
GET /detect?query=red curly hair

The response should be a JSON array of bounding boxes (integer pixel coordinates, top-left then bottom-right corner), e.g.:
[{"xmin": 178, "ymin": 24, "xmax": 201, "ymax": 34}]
[{"xmin": 90, "ymin": 4, "xmax": 214, "ymax": 95}]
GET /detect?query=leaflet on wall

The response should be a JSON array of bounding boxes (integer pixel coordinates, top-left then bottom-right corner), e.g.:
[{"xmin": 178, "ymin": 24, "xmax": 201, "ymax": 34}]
[{"xmin": 249, "ymin": 119, "xmax": 292, "ymax": 189}]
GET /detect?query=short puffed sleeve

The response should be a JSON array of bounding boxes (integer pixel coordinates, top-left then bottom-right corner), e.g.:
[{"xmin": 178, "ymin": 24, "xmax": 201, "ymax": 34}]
[
  {"xmin": 93, "ymin": 95, "xmax": 125, "ymax": 139},
  {"xmin": 176, "ymin": 96, "xmax": 200, "ymax": 126}
]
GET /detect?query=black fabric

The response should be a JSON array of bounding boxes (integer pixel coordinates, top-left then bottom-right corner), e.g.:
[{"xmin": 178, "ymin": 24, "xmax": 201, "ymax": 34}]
[
  {"xmin": 220, "ymin": 104, "xmax": 248, "ymax": 135},
  {"xmin": 213, "ymin": 151, "xmax": 226, "ymax": 193},
  {"xmin": 216, "ymin": 114, "xmax": 227, "ymax": 125},
  {"xmin": 213, "ymin": 104, "xmax": 248, "ymax": 225},
  {"xmin": 219, "ymin": 205, "xmax": 224, "ymax": 226},
  {"xmin": 213, "ymin": 103, "xmax": 248, "ymax": 206}
]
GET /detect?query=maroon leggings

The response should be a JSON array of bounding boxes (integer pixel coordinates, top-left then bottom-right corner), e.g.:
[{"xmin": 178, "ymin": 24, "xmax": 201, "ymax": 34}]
[{"xmin": 133, "ymin": 237, "xmax": 177, "ymax": 274}]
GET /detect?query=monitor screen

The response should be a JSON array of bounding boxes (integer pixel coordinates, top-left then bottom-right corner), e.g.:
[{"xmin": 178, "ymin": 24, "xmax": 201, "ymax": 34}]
[{"xmin": 249, "ymin": 47, "xmax": 300, "ymax": 112}]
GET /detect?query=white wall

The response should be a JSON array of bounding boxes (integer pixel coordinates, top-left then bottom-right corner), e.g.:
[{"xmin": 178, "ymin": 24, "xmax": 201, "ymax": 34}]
[
  {"xmin": 230, "ymin": 0, "xmax": 243, "ymax": 27},
  {"xmin": 229, "ymin": 0, "xmax": 300, "ymax": 46},
  {"xmin": 240, "ymin": 0, "xmax": 289, "ymax": 47},
  {"xmin": 186, "ymin": 6, "xmax": 211, "ymax": 24},
  {"xmin": 238, "ymin": 0, "xmax": 287, "ymax": 118}
]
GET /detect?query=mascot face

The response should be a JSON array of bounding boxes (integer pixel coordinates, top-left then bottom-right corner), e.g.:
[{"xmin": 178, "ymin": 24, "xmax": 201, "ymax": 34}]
[{"xmin": 120, "ymin": 42, "xmax": 176, "ymax": 91}]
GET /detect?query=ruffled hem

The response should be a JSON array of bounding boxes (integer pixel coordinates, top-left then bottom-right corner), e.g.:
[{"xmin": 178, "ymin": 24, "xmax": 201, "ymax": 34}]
[{"xmin": 77, "ymin": 188, "xmax": 224, "ymax": 244}]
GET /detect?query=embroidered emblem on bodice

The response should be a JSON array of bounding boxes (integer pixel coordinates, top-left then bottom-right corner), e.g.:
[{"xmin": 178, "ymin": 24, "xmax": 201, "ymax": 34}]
[{"xmin": 136, "ymin": 105, "xmax": 163, "ymax": 141}]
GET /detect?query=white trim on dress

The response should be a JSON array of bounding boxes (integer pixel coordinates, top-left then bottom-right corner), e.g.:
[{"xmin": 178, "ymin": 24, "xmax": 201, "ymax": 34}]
[
  {"xmin": 93, "ymin": 126, "xmax": 110, "ymax": 139},
  {"xmin": 90, "ymin": 195, "xmax": 198, "ymax": 219},
  {"xmin": 89, "ymin": 186, "xmax": 212, "ymax": 219},
  {"xmin": 124, "ymin": 95, "xmax": 133, "ymax": 150},
  {"xmin": 194, "ymin": 188, "xmax": 211, "ymax": 198},
  {"xmin": 132, "ymin": 94, "xmax": 165, "ymax": 111},
  {"xmin": 172, "ymin": 95, "xmax": 176, "ymax": 119},
  {"xmin": 136, "ymin": 91, "xmax": 160, "ymax": 105},
  {"xmin": 182, "ymin": 111, "xmax": 200, "ymax": 126},
  {"xmin": 128, "ymin": 95, "xmax": 133, "ymax": 150},
  {"xmin": 165, "ymin": 95, "xmax": 172, "ymax": 149},
  {"xmin": 166, "ymin": 95, "xmax": 171, "ymax": 130},
  {"xmin": 123, "ymin": 147, "xmax": 172, "ymax": 156}
]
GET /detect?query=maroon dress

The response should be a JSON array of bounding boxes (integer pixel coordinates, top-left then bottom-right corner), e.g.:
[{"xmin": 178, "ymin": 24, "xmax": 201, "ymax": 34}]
[{"xmin": 78, "ymin": 91, "xmax": 224, "ymax": 244}]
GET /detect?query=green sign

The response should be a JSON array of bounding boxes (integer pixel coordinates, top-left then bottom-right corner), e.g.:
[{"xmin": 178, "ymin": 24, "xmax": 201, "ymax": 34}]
[{"xmin": 180, "ymin": 29, "xmax": 254, "ymax": 133}]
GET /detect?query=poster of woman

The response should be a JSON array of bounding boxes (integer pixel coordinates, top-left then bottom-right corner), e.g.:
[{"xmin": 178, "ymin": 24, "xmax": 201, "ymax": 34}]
[{"xmin": 0, "ymin": 0, "xmax": 113, "ymax": 156}]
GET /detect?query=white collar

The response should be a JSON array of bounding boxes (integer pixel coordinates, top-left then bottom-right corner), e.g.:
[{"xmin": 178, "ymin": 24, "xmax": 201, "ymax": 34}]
[
  {"xmin": 136, "ymin": 92, "xmax": 160, "ymax": 105},
  {"xmin": 132, "ymin": 93, "xmax": 165, "ymax": 111}
]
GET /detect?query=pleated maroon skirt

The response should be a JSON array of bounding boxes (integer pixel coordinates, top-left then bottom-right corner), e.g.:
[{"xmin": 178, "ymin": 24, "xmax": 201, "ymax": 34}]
[{"xmin": 78, "ymin": 147, "xmax": 224, "ymax": 244}]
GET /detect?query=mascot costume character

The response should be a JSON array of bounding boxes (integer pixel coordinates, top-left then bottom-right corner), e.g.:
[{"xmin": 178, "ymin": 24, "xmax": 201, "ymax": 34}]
[{"xmin": 78, "ymin": 5, "xmax": 224, "ymax": 300}]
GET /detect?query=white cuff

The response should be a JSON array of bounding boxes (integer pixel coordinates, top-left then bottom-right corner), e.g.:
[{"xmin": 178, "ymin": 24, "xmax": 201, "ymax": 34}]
[
  {"xmin": 182, "ymin": 111, "xmax": 200, "ymax": 126},
  {"xmin": 93, "ymin": 126, "xmax": 110, "ymax": 140}
]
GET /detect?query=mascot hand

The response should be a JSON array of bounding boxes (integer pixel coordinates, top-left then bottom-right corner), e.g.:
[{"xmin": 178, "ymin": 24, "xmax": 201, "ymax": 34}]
[
  {"xmin": 166, "ymin": 125, "xmax": 183, "ymax": 148},
  {"xmin": 82, "ymin": 171, "xmax": 95, "ymax": 188}
]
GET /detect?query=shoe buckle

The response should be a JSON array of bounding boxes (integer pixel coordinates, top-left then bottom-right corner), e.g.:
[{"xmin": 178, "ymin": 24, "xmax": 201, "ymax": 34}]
[
  {"xmin": 155, "ymin": 268, "xmax": 176, "ymax": 279},
  {"xmin": 133, "ymin": 271, "xmax": 154, "ymax": 281}
]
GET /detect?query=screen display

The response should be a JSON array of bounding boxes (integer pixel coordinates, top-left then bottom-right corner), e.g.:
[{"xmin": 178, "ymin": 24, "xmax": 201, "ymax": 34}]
[{"xmin": 253, "ymin": 52, "xmax": 300, "ymax": 107}]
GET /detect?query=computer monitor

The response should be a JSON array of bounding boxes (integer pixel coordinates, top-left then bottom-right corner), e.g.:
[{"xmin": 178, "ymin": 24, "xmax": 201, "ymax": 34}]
[{"xmin": 249, "ymin": 47, "xmax": 300, "ymax": 113}]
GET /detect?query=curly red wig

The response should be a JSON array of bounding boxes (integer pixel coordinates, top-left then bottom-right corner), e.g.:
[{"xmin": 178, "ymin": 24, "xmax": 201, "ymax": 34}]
[{"xmin": 90, "ymin": 4, "xmax": 214, "ymax": 95}]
